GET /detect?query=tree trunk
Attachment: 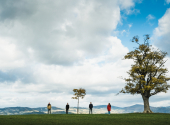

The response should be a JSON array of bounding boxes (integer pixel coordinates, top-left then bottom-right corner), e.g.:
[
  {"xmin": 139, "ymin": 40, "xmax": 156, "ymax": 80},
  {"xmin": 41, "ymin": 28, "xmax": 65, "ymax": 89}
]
[
  {"xmin": 77, "ymin": 97, "xmax": 79, "ymax": 114},
  {"xmin": 77, "ymin": 100, "xmax": 78, "ymax": 114},
  {"xmin": 142, "ymin": 94, "xmax": 153, "ymax": 113}
]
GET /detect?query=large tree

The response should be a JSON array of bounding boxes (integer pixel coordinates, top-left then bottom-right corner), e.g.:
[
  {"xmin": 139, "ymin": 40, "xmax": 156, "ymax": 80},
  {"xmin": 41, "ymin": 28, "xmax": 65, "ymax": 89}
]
[
  {"xmin": 72, "ymin": 88, "xmax": 86, "ymax": 114},
  {"xmin": 117, "ymin": 35, "xmax": 170, "ymax": 113}
]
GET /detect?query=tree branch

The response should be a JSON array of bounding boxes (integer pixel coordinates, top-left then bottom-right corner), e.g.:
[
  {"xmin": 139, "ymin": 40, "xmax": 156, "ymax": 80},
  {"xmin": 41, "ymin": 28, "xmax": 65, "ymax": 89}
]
[
  {"xmin": 153, "ymin": 60, "xmax": 167, "ymax": 78},
  {"xmin": 149, "ymin": 86, "xmax": 169, "ymax": 97}
]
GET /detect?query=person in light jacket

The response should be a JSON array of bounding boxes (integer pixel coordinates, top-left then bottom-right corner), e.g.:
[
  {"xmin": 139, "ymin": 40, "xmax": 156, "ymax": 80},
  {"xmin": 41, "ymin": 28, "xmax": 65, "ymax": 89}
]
[
  {"xmin": 89, "ymin": 102, "xmax": 93, "ymax": 114},
  {"xmin": 47, "ymin": 102, "xmax": 51, "ymax": 114},
  {"xmin": 107, "ymin": 103, "xmax": 111, "ymax": 115},
  {"xmin": 66, "ymin": 103, "xmax": 69, "ymax": 114}
]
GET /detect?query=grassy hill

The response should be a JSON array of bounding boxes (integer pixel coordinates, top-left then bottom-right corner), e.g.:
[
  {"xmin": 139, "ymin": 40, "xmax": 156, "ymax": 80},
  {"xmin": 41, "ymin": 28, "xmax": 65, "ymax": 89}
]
[{"xmin": 0, "ymin": 113, "xmax": 170, "ymax": 125}]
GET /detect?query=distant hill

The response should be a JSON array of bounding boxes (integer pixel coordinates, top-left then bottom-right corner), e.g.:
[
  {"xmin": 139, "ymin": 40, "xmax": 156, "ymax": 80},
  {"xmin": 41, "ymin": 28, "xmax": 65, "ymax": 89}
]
[
  {"xmin": 72, "ymin": 107, "xmax": 87, "ymax": 109},
  {"xmin": 0, "ymin": 106, "xmax": 64, "ymax": 115},
  {"xmin": 0, "ymin": 104, "xmax": 170, "ymax": 115},
  {"xmin": 93, "ymin": 105, "xmax": 123, "ymax": 109},
  {"xmin": 90, "ymin": 104, "xmax": 170, "ymax": 113}
]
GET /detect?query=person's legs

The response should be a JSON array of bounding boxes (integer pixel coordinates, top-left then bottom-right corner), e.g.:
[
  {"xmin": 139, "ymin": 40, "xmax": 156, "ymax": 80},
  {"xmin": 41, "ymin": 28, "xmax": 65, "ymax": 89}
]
[
  {"xmin": 89, "ymin": 109, "xmax": 92, "ymax": 114},
  {"xmin": 66, "ymin": 110, "xmax": 68, "ymax": 114},
  {"xmin": 48, "ymin": 109, "xmax": 49, "ymax": 114},
  {"xmin": 108, "ymin": 111, "xmax": 110, "ymax": 115},
  {"xmin": 50, "ymin": 109, "xmax": 51, "ymax": 114}
]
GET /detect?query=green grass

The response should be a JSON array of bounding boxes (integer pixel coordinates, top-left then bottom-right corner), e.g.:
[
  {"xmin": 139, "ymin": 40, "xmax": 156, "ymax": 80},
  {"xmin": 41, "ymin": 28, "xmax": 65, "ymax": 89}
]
[{"xmin": 0, "ymin": 113, "xmax": 170, "ymax": 125}]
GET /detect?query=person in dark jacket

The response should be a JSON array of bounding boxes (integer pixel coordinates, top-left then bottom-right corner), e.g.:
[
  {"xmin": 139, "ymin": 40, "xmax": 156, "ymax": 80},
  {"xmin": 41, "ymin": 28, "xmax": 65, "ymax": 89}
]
[
  {"xmin": 89, "ymin": 102, "xmax": 93, "ymax": 114},
  {"xmin": 107, "ymin": 103, "xmax": 111, "ymax": 115},
  {"xmin": 66, "ymin": 103, "xmax": 69, "ymax": 114}
]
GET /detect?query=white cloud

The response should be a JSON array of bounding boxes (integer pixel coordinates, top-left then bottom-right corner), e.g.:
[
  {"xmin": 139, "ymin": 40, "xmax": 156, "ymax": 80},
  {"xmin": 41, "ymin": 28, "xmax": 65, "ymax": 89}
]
[
  {"xmin": 128, "ymin": 24, "xmax": 132, "ymax": 28},
  {"xmin": 153, "ymin": 8, "xmax": 170, "ymax": 54},
  {"xmin": 0, "ymin": 37, "xmax": 25, "ymax": 71},
  {"xmin": 146, "ymin": 14, "xmax": 155, "ymax": 20},
  {"xmin": 0, "ymin": 40, "xmax": 132, "ymax": 108},
  {"xmin": 125, "ymin": 9, "xmax": 140, "ymax": 15},
  {"xmin": 0, "ymin": 0, "xmax": 134, "ymax": 108},
  {"xmin": 154, "ymin": 9, "xmax": 170, "ymax": 36},
  {"xmin": 166, "ymin": 0, "xmax": 170, "ymax": 4},
  {"xmin": 0, "ymin": 0, "xmax": 126, "ymax": 65},
  {"xmin": 118, "ymin": 0, "xmax": 134, "ymax": 9}
]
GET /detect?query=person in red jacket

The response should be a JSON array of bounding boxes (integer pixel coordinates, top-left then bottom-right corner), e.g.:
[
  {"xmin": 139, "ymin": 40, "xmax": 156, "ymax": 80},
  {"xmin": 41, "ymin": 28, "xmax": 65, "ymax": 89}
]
[{"xmin": 107, "ymin": 103, "xmax": 111, "ymax": 115}]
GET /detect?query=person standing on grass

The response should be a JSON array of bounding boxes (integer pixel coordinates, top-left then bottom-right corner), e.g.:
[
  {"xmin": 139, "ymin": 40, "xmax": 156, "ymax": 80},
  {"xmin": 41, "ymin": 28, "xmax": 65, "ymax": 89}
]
[
  {"xmin": 89, "ymin": 102, "xmax": 93, "ymax": 114},
  {"xmin": 66, "ymin": 103, "xmax": 69, "ymax": 114},
  {"xmin": 47, "ymin": 102, "xmax": 51, "ymax": 114},
  {"xmin": 107, "ymin": 103, "xmax": 111, "ymax": 115}
]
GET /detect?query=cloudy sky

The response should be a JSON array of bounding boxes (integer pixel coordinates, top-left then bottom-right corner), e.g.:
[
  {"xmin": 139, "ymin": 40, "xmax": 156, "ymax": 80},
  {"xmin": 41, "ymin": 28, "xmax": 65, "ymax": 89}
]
[{"xmin": 0, "ymin": 0, "xmax": 170, "ymax": 108}]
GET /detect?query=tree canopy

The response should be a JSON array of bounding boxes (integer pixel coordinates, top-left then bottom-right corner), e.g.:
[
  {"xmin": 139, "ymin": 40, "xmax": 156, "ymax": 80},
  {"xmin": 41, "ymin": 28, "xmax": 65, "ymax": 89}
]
[{"xmin": 72, "ymin": 88, "xmax": 86, "ymax": 99}]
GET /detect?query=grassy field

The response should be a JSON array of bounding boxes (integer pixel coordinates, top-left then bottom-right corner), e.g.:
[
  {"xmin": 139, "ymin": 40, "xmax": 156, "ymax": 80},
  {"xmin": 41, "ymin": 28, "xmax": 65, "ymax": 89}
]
[{"xmin": 0, "ymin": 113, "xmax": 170, "ymax": 125}]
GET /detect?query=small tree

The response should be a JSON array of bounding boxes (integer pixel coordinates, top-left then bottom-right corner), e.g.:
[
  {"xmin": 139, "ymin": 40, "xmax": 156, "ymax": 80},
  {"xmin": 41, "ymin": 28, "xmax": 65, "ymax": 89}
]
[
  {"xmin": 72, "ymin": 88, "xmax": 86, "ymax": 114},
  {"xmin": 117, "ymin": 35, "xmax": 170, "ymax": 113}
]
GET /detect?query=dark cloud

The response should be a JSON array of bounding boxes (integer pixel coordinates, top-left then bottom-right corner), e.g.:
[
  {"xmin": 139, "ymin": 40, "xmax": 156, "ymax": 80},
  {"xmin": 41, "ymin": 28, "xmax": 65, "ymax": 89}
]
[
  {"xmin": 0, "ymin": 70, "xmax": 17, "ymax": 82},
  {"xmin": 0, "ymin": 68, "xmax": 35, "ymax": 83},
  {"xmin": 0, "ymin": 0, "xmax": 124, "ymax": 65},
  {"xmin": 0, "ymin": 0, "xmax": 37, "ymax": 21}
]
